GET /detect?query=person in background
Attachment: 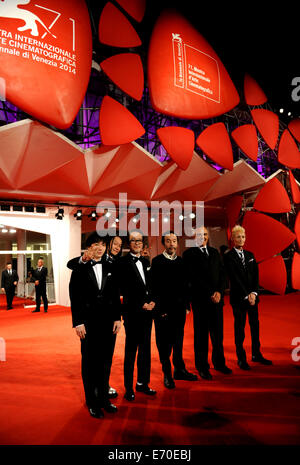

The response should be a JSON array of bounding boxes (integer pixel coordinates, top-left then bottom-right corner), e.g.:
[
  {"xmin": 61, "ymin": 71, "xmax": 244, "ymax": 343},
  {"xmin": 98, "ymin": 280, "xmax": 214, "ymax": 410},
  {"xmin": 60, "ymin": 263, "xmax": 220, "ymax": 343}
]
[
  {"xmin": 68, "ymin": 232, "xmax": 122, "ymax": 419},
  {"xmin": 151, "ymin": 231, "xmax": 197, "ymax": 389},
  {"xmin": 32, "ymin": 258, "xmax": 48, "ymax": 313},
  {"xmin": 106, "ymin": 235, "xmax": 123, "ymax": 264},
  {"xmin": 104, "ymin": 235, "xmax": 123, "ymax": 398},
  {"xmin": 114, "ymin": 230, "xmax": 156, "ymax": 401},
  {"xmin": 224, "ymin": 225, "xmax": 272, "ymax": 370},
  {"xmin": 183, "ymin": 227, "xmax": 232, "ymax": 380},
  {"xmin": 1, "ymin": 262, "xmax": 19, "ymax": 310}
]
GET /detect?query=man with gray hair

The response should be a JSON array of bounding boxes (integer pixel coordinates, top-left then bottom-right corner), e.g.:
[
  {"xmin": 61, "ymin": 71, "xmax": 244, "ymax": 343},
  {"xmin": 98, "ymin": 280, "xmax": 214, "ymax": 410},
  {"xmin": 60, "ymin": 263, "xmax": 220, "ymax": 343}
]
[{"xmin": 224, "ymin": 225, "xmax": 272, "ymax": 370}]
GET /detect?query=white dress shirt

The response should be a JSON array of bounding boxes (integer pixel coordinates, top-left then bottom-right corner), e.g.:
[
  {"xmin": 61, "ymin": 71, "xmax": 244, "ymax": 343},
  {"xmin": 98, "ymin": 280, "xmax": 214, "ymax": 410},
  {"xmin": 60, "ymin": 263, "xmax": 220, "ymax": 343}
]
[{"xmin": 130, "ymin": 253, "xmax": 146, "ymax": 284}]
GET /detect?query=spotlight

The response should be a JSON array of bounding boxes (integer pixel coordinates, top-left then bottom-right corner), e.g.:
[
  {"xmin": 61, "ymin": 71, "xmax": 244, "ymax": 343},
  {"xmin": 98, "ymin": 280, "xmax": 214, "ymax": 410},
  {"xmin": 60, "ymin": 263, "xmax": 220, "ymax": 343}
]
[
  {"xmin": 163, "ymin": 217, "xmax": 169, "ymax": 223},
  {"xmin": 189, "ymin": 213, "xmax": 196, "ymax": 219},
  {"xmin": 279, "ymin": 108, "xmax": 284, "ymax": 113},
  {"xmin": 74, "ymin": 209, "xmax": 82, "ymax": 220},
  {"xmin": 24, "ymin": 205, "xmax": 34, "ymax": 212},
  {"xmin": 88, "ymin": 210, "xmax": 98, "ymax": 221},
  {"xmin": 9, "ymin": 229, "xmax": 16, "ymax": 233},
  {"xmin": 1, "ymin": 228, "xmax": 8, "ymax": 233},
  {"xmin": 36, "ymin": 206, "xmax": 46, "ymax": 213},
  {"xmin": 150, "ymin": 217, "xmax": 156, "ymax": 223},
  {"xmin": 13, "ymin": 205, "xmax": 23, "ymax": 212},
  {"xmin": 1, "ymin": 205, "xmax": 10, "ymax": 211},
  {"xmin": 55, "ymin": 208, "xmax": 64, "ymax": 220}
]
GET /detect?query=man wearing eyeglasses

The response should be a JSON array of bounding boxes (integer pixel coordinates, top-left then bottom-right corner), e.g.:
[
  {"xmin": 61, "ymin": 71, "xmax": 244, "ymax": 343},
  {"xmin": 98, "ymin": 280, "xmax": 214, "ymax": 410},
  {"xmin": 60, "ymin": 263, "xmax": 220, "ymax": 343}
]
[{"xmin": 114, "ymin": 230, "xmax": 156, "ymax": 401}]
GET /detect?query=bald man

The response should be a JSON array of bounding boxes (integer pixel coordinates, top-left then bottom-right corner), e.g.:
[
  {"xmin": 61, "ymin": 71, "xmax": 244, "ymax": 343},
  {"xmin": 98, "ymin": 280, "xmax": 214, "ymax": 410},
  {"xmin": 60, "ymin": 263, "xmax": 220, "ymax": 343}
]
[{"xmin": 183, "ymin": 227, "xmax": 231, "ymax": 380}]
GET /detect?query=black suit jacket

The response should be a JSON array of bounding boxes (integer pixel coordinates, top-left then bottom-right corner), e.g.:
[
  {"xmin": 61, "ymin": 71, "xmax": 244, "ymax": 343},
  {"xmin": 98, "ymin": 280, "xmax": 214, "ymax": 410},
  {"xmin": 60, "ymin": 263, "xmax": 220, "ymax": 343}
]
[
  {"xmin": 69, "ymin": 258, "xmax": 121, "ymax": 328},
  {"xmin": 150, "ymin": 254, "xmax": 189, "ymax": 317},
  {"xmin": 224, "ymin": 248, "xmax": 259, "ymax": 305},
  {"xmin": 32, "ymin": 267, "xmax": 48, "ymax": 286},
  {"xmin": 114, "ymin": 253, "xmax": 153, "ymax": 319},
  {"xmin": 182, "ymin": 246, "xmax": 226, "ymax": 305},
  {"xmin": 1, "ymin": 269, "xmax": 19, "ymax": 289}
]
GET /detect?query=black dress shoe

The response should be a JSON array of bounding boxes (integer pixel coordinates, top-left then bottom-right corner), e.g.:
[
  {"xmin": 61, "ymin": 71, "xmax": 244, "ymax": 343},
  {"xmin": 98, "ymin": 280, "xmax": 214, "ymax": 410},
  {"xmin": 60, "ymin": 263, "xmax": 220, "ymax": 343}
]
[
  {"xmin": 214, "ymin": 365, "xmax": 232, "ymax": 374},
  {"xmin": 198, "ymin": 370, "xmax": 212, "ymax": 380},
  {"xmin": 173, "ymin": 368, "xmax": 198, "ymax": 381},
  {"xmin": 238, "ymin": 360, "xmax": 251, "ymax": 370},
  {"xmin": 32, "ymin": 309, "xmax": 40, "ymax": 313},
  {"xmin": 103, "ymin": 402, "xmax": 118, "ymax": 413},
  {"xmin": 124, "ymin": 390, "xmax": 135, "ymax": 401},
  {"xmin": 44, "ymin": 310, "xmax": 48, "ymax": 313},
  {"xmin": 108, "ymin": 386, "xmax": 118, "ymax": 398},
  {"xmin": 88, "ymin": 406, "xmax": 104, "ymax": 418},
  {"xmin": 252, "ymin": 355, "xmax": 272, "ymax": 365},
  {"xmin": 135, "ymin": 384, "xmax": 157, "ymax": 395},
  {"xmin": 164, "ymin": 375, "xmax": 175, "ymax": 389}
]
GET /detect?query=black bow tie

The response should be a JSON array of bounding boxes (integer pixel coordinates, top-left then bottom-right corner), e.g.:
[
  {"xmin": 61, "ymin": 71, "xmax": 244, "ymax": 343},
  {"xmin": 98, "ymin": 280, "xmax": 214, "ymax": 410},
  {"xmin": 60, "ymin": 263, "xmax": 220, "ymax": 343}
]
[
  {"xmin": 92, "ymin": 259, "xmax": 103, "ymax": 266},
  {"xmin": 132, "ymin": 256, "xmax": 142, "ymax": 263}
]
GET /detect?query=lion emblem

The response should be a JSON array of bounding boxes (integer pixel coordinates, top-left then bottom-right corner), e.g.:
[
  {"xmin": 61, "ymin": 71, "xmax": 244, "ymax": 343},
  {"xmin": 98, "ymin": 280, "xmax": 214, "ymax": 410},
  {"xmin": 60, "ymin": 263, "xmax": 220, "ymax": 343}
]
[{"xmin": 0, "ymin": 0, "xmax": 56, "ymax": 38}]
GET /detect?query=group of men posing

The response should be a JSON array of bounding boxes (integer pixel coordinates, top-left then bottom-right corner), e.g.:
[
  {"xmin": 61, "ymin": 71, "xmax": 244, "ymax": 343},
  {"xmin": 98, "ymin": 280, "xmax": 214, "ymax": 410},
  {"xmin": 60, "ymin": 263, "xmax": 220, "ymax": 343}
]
[{"xmin": 68, "ymin": 226, "xmax": 272, "ymax": 419}]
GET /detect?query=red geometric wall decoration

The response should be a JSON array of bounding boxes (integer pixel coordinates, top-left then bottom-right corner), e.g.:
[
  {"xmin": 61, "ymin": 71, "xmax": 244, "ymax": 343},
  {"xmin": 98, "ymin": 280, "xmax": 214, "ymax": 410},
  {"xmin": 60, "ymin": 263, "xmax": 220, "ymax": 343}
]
[
  {"xmin": 278, "ymin": 130, "xmax": 300, "ymax": 169},
  {"xmin": 244, "ymin": 74, "xmax": 267, "ymax": 106},
  {"xmin": 295, "ymin": 211, "xmax": 300, "ymax": 249},
  {"xmin": 100, "ymin": 53, "xmax": 144, "ymax": 100},
  {"xmin": 147, "ymin": 9, "xmax": 240, "ymax": 120},
  {"xmin": 250, "ymin": 109, "xmax": 279, "ymax": 150},
  {"xmin": 115, "ymin": 0, "xmax": 146, "ymax": 22},
  {"xmin": 288, "ymin": 119, "xmax": 300, "ymax": 143},
  {"xmin": 242, "ymin": 211, "xmax": 296, "ymax": 262},
  {"xmin": 99, "ymin": 96, "xmax": 145, "ymax": 145},
  {"xmin": 291, "ymin": 252, "xmax": 300, "ymax": 290},
  {"xmin": 225, "ymin": 195, "xmax": 243, "ymax": 229},
  {"xmin": 196, "ymin": 123, "xmax": 233, "ymax": 170},
  {"xmin": 289, "ymin": 170, "xmax": 300, "ymax": 204},
  {"xmin": 99, "ymin": 2, "xmax": 141, "ymax": 47},
  {"xmin": 0, "ymin": 0, "xmax": 92, "ymax": 130},
  {"xmin": 156, "ymin": 127, "xmax": 194, "ymax": 170},
  {"xmin": 258, "ymin": 256, "xmax": 287, "ymax": 295},
  {"xmin": 253, "ymin": 178, "xmax": 291, "ymax": 213},
  {"xmin": 231, "ymin": 124, "xmax": 258, "ymax": 161}
]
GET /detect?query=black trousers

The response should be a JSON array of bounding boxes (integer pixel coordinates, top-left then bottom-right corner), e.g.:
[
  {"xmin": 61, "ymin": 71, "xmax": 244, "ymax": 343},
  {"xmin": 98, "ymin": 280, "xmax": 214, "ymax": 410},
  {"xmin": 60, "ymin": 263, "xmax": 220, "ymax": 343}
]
[
  {"xmin": 232, "ymin": 301, "xmax": 261, "ymax": 362},
  {"xmin": 5, "ymin": 285, "xmax": 16, "ymax": 309},
  {"xmin": 35, "ymin": 284, "xmax": 48, "ymax": 310},
  {"xmin": 192, "ymin": 300, "xmax": 226, "ymax": 371},
  {"xmin": 80, "ymin": 323, "xmax": 114, "ymax": 408},
  {"xmin": 123, "ymin": 312, "xmax": 153, "ymax": 390},
  {"xmin": 154, "ymin": 310, "xmax": 186, "ymax": 376}
]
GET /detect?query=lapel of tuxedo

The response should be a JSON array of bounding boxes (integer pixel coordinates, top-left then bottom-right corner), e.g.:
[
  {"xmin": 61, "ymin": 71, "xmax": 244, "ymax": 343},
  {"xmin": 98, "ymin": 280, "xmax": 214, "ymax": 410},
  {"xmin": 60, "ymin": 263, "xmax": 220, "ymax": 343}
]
[
  {"xmin": 129, "ymin": 254, "xmax": 146, "ymax": 288},
  {"xmin": 87, "ymin": 263, "xmax": 99, "ymax": 291},
  {"xmin": 100, "ymin": 263, "xmax": 108, "ymax": 292},
  {"xmin": 231, "ymin": 249, "xmax": 247, "ymax": 275}
]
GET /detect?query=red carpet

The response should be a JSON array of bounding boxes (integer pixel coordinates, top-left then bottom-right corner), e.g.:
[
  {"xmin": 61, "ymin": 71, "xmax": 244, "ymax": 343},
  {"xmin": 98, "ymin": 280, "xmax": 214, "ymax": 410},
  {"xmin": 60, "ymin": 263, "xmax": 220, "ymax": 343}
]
[{"xmin": 0, "ymin": 293, "xmax": 299, "ymax": 445}]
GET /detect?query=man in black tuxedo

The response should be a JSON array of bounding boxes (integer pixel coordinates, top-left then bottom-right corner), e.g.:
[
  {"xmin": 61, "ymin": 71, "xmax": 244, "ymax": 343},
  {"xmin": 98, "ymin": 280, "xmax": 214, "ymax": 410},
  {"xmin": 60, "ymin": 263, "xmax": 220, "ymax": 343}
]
[
  {"xmin": 182, "ymin": 226, "xmax": 231, "ymax": 380},
  {"xmin": 151, "ymin": 231, "xmax": 197, "ymax": 389},
  {"xmin": 69, "ymin": 232, "xmax": 122, "ymax": 419},
  {"xmin": 224, "ymin": 225, "xmax": 272, "ymax": 370},
  {"xmin": 114, "ymin": 230, "xmax": 156, "ymax": 401},
  {"xmin": 32, "ymin": 258, "xmax": 48, "ymax": 313},
  {"xmin": 1, "ymin": 262, "xmax": 19, "ymax": 310},
  {"xmin": 67, "ymin": 235, "xmax": 120, "ymax": 401}
]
